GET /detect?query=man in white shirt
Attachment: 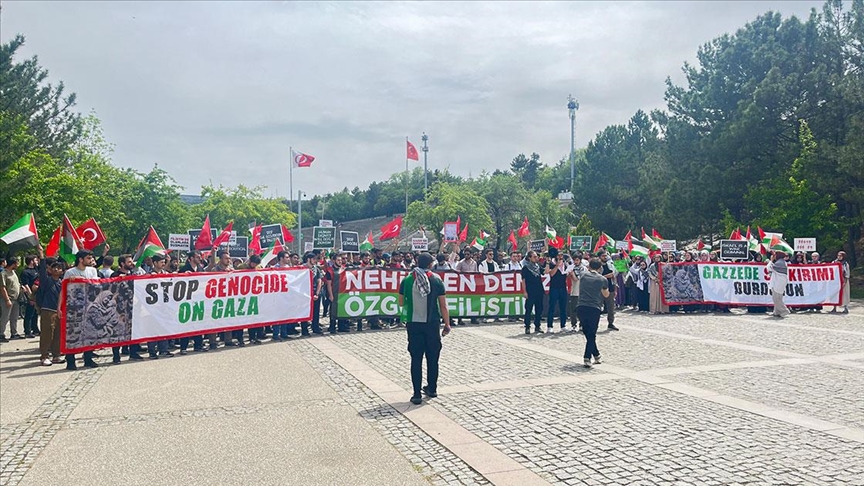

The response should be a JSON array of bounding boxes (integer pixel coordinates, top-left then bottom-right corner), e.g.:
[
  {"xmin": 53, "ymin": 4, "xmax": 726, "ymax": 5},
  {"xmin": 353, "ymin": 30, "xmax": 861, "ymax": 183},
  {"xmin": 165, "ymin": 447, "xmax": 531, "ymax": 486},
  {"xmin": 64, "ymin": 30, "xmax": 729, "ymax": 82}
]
[
  {"xmin": 62, "ymin": 250, "xmax": 100, "ymax": 370},
  {"xmin": 478, "ymin": 249, "xmax": 500, "ymax": 274},
  {"xmin": 504, "ymin": 251, "xmax": 523, "ymax": 271}
]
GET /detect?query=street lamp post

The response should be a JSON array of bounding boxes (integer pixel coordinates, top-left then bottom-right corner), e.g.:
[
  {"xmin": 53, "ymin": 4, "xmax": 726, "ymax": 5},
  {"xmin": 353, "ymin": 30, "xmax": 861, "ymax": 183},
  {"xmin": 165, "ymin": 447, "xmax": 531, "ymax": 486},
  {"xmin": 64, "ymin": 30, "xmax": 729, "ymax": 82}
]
[
  {"xmin": 421, "ymin": 132, "xmax": 429, "ymax": 193},
  {"xmin": 567, "ymin": 95, "xmax": 579, "ymax": 190}
]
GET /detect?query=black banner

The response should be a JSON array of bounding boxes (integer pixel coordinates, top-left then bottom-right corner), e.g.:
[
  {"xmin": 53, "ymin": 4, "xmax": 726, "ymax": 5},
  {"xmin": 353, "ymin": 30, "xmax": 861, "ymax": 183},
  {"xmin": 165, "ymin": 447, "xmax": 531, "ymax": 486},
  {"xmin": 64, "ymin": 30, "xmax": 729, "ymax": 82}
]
[
  {"xmin": 340, "ymin": 231, "xmax": 359, "ymax": 253},
  {"xmin": 719, "ymin": 240, "xmax": 748, "ymax": 260}
]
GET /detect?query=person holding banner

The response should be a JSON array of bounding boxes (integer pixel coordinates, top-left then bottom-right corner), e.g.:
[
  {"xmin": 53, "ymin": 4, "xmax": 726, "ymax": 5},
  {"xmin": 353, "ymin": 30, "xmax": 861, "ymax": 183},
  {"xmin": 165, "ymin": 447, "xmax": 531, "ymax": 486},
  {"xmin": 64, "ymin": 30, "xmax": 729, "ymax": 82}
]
[
  {"xmin": 300, "ymin": 253, "xmax": 325, "ymax": 336},
  {"xmin": 62, "ymin": 250, "xmax": 100, "ymax": 370},
  {"xmin": 767, "ymin": 251, "xmax": 790, "ymax": 318},
  {"xmin": 398, "ymin": 252, "xmax": 452, "ymax": 405},
  {"xmin": 146, "ymin": 254, "xmax": 175, "ymax": 358},
  {"xmin": 647, "ymin": 254, "xmax": 668, "ymax": 315},
  {"xmin": 832, "ymin": 251, "xmax": 850, "ymax": 314},
  {"xmin": 35, "ymin": 245, "xmax": 65, "ymax": 366}
]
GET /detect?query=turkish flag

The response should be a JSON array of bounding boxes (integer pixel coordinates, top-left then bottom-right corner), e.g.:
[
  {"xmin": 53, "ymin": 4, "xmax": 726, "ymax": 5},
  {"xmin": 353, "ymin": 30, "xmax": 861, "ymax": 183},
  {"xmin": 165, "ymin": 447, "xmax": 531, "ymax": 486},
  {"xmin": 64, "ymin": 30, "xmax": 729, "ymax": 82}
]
[
  {"xmin": 517, "ymin": 217, "xmax": 530, "ymax": 238},
  {"xmin": 213, "ymin": 222, "xmax": 234, "ymax": 248},
  {"xmin": 379, "ymin": 216, "xmax": 403, "ymax": 241},
  {"xmin": 249, "ymin": 225, "xmax": 262, "ymax": 255},
  {"xmin": 194, "ymin": 215, "xmax": 213, "ymax": 250},
  {"xmin": 458, "ymin": 223, "xmax": 468, "ymax": 243},
  {"xmin": 549, "ymin": 236, "xmax": 565, "ymax": 249},
  {"xmin": 508, "ymin": 230, "xmax": 518, "ymax": 250},
  {"xmin": 281, "ymin": 224, "xmax": 295, "ymax": 243},
  {"xmin": 291, "ymin": 149, "xmax": 315, "ymax": 168},
  {"xmin": 76, "ymin": 218, "xmax": 106, "ymax": 251},
  {"xmin": 45, "ymin": 226, "xmax": 61, "ymax": 257},
  {"xmin": 406, "ymin": 140, "xmax": 419, "ymax": 161}
]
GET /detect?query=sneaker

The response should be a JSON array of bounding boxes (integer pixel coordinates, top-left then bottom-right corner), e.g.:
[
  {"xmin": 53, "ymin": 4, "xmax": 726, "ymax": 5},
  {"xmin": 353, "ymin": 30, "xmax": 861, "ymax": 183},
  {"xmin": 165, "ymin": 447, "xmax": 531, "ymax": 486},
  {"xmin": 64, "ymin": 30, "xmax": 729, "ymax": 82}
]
[
  {"xmin": 179, "ymin": 350, "xmax": 188, "ymax": 355},
  {"xmin": 10, "ymin": 334, "xmax": 24, "ymax": 340},
  {"xmin": 410, "ymin": 396, "xmax": 423, "ymax": 405},
  {"xmin": 25, "ymin": 333, "xmax": 35, "ymax": 338},
  {"xmin": 525, "ymin": 328, "xmax": 531, "ymax": 335},
  {"xmin": 842, "ymin": 308, "xmax": 849, "ymax": 314},
  {"xmin": 84, "ymin": 361, "xmax": 99, "ymax": 368},
  {"xmin": 41, "ymin": 358, "xmax": 52, "ymax": 366},
  {"xmin": 51, "ymin": 357, "xmax": 64, "ymax": 364},
  {"xmin": 535, "ymin": 327, "xmax": 544, "ymax": 334},
  {"xmin": 129, "ymin": 354, "xmax": 144, "ymax": 360},
  {"xmin": 593, "ymin": 355, "xmax": 602, "ymax": 364},
  {"xmin": 422, "ymin": 386, "xmax": 437, "ymax": 398},
  {"xmin": 112, "ymin": 357, "xmax": 121, "ymax": 364},
  {"xmin": 583, "ymin": 359, "xmax": 592, "ymax": 368},
  {"xmin": 607, "ymin": 324, "xmax": 619, "ymax": 331},
  {"xmin": 159, "ymin": 351, "xmax": 174, "ymax": 357}
]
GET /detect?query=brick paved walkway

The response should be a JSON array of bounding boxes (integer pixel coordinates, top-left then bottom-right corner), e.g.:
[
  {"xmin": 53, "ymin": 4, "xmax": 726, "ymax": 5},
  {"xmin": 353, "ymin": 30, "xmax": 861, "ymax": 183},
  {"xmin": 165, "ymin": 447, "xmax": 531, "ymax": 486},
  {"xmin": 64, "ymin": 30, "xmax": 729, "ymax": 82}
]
[{"xmin": 2, "ymin": 303, "xmax": 863, "ymax": 485}]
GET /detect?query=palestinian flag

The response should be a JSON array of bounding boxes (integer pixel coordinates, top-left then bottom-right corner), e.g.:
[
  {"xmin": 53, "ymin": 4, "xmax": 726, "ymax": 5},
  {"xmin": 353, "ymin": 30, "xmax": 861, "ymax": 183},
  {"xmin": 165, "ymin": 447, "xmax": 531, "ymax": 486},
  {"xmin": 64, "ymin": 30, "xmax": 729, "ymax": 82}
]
[
  {"xmin": 544, "ymin": 226, "xmax": 557, "ymax": 240},
  {"xmin": 629, "ymin": 244, "xmax": 650, "ymax": 258},
  {"xmin": 58, "ymin": 215, "xmax": 84, "ymax": 265},
  {"xmin": 0, "ymin": 213, "xmax": 39, "ymax": 250},
  {"xmin": 641, "ymin": 228, "xmax": 661, "ymax": 251},
  {"xmin": 475, "ymin": 230, "xmax": 490, "ymax": 248},
  {"xmin": 359, "ymin": 231, "xmax": 374, "ymax": 252},
  {"xmin": 132, "ymin": 226, "xmax": 167, "ymax": 266},
  {"xmin": 602, "ymin": 232, "xmax": 617, "ymax": 251},
  {"xmin": 471, "ymin": 238, "xmax": 485, "ymax": 250},
  {"xmin": 260, "ymin": 239, "xmax": 284, "ymax": 267},
  {"xmin": 767, "ymin": 234, "xmax": 794, "ymax": 254},
  {"xmin": 745, "ymin": 226, "xmax": 763, "ymax": 254}
]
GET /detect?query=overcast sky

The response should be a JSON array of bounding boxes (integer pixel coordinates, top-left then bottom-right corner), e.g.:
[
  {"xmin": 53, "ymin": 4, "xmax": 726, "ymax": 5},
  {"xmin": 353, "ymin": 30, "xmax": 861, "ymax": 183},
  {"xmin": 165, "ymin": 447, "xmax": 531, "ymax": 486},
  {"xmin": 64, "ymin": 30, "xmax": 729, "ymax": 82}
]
[{"xmin": 2, "ymin": 1, "xmax": 822, "ymax": 199}]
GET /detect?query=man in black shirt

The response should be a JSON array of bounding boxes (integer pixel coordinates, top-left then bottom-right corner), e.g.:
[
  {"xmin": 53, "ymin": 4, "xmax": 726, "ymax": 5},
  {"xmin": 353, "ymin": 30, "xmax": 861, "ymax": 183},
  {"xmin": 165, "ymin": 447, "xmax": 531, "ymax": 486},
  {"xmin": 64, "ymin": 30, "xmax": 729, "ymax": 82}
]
[
  {"xmin": 598, "ymin": 251, "xmax": 619, "ymax": 331},
  {"xmin": 545, "ymin": 248, "xmax": 568, "ymax": 332},
  {"xmin": 21, "ymin": 255, "xmax": 40, "ymax": 338},
  {"xmin": 520, "ymin": 251, "xmax": 544, "ymax": 334}
]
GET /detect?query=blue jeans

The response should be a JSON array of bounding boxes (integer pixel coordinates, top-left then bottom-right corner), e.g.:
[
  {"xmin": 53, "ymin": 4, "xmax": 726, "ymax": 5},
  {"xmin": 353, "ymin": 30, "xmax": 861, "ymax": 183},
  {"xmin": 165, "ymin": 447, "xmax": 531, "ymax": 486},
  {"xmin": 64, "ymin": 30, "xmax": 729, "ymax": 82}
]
[
  {"xmin": 272, "ymin": 324, "xmax": 288, "ymax": 339},
  {"xmin": 547, "ymin": 287, "xmax": 568, "ymax": 329}
]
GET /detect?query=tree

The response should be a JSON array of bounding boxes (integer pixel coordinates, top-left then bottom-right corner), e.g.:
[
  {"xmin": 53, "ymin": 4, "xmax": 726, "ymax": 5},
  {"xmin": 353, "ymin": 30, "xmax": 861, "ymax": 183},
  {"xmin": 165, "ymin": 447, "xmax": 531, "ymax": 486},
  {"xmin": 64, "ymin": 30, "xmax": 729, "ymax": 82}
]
[
  {"xmin": 476, "ymin": 173, "xmax": 531, "ymax": 249},
  {"xmin": 0, "ymin": 35, "xmax": 83, "ymax": 158},
  {"xmin": 194, "ymin": 184, "xmax": 295, "ymax": 235},
  {"xmin": 510, "ymin": 152, "xmax": 542, "ymax": 189},
  {"xmin": 405, "ymin": 182, "xmax": 492, "ymax": 249}
]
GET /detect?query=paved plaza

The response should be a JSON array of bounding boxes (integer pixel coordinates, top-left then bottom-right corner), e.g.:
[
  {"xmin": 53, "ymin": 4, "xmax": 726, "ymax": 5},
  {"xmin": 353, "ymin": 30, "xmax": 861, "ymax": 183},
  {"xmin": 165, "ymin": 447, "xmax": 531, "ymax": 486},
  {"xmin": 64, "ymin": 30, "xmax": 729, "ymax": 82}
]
[{"xmin": 2, "ymin": 304, "xmax": 863, "ymax": 485}]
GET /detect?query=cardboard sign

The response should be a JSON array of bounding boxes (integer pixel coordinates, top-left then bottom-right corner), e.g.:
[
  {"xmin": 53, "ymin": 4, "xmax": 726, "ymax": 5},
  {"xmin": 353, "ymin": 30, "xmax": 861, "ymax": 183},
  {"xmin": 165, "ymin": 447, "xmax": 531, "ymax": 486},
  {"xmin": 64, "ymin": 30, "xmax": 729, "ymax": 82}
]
[
  {"xmin": 569, "ymin": 236, "xmax": 592, "ymax": 252},
  {"xmin": 319, "ymin": 219, "xmax": 333, "ymax": 228},
  {"xmin": 794, "ymin": 238, "xmax": 816, "ymax": 252},
  {"xmin": 187, "ymin": 228, "xmax": 218, "ymax": 252},
  {"xmin": 228, "ymin": 231, "xmax": 238, "ymax": 245},
  {"xmin": 259, "ymin": 224, "xmax": 284, "ymax": 247},
  {"xmin": 340, "ymin": 231, "xmax": 360, "ymax": 253},
  {"xmin": 660, "ymin": 240, "xmax": 677, "ymax": 252},
  {"xmin": 168, "ymin": 234, "xmax": 191, "ymax": 251},
  {"xmin": 304, "ymin": 242, "xmax": 314, "ymax": 253},
  {"xmin": 442, "ymin": 222, "xmax": 458, "ymax": 243},
  {"xmin": 719, "ymin": 240, "xmax": 749, "ymax": 260},
  {"xmin": 615, "ymin": 241, "xmax": 629, "ymax": 250},
  {"xmin": 224, "ymin": 236, "xmax": 248, "ymax": 259},
  {"xmin": 313, "ymin": 226, "xmax": 337, "ymax": 249},
  {"xmin": 529, "ymin": 239, "xmax": 546, "ymax": 253},
  {"xmin": 411, "ymin": 237, "xmax": 429, "ymax": 251}
]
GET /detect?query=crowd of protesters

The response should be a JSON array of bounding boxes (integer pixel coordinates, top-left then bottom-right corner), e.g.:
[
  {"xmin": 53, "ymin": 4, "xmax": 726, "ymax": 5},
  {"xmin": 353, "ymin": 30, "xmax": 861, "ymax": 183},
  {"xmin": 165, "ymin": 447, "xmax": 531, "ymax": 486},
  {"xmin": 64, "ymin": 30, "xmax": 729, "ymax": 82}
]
[{"xmin": 0, "ymin": 239, "xmax": 853, "ymax": 371}]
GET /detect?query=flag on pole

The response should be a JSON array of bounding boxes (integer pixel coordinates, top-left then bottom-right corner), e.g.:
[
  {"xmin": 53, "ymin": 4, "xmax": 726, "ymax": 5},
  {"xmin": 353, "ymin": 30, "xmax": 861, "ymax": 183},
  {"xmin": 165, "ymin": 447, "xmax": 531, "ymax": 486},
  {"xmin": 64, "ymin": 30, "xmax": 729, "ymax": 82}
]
[
  {"xmin": 0, "ymin": 213, "xmax": 39, "ymax": 250},
  {"xmin": 249, "ymin": 225, "xmax": 263, "ymax": 255},
  {"xmin": 132, "ymin": 226, "xmax": 166, "ymax": 267},
  {"xmin": 517, "ymin": 217, "xmax": 530, "ymax": 238},
  {"xmin": 544, "ymin": 225, "xmax": 557, "ymax": 240},
  {"xmin": 508, "ymin": 230, "xmax": 518, "ymax": 250},
  {"xmin": 641, "ymin": 228, "xmax": 661, "ymax": 250},
  {"xmin": 458, "ymin": 223, "xmax": 468, "ymax": 243},
  {"xmin": 406, "ymin": 140, "xmax": 419, "ymax": 161},
  {"xmin": 45, "ymin": 226, "xmax": 61, "ymax": 257},
  {"xmin": 594, "ymin": 233, "xmax": 608, "ymax": 253},
  {"xmin": 624, "ymin": 230, "xmax": 634, "ymax": 252},
  {"xmin": 58, "ymin": 215, "xmax": 84, "ymax": 265},
  {"xmin": 359, "ymin": 231, "xmax": 374, "ymax": 252},
  {"xmin": 291, "ymin": 149, "xmax": 315, "ymax": 168},
  {"xmin": 281, "ymin": 224, "xmax": 295, "ymax": 243},
  {"xmin": 629, "ymin": 244, "xmax": 650, "ymax": 258},
  {"xmin": 379, "ymin": 216, "xmax": 403, "ymax": 241},
  {"xmin": 697, "ymin": 240, "xmax": 705, "ymax": 251},
  {"xmin": 260, "ymin": 239, "xmax": 284, "ymax": 267},
  {"xmin": 602, "ymin": 232, "xmax": 617, "ymax": 252},
  {"xmin": 652, "ymin": 228, "xmax": 664, "ymax": 240},
  {"xmin": 455, "ymin": 216, "xmax": 461, "ymax": 236},
  {"xmin": 75, "ymin": 218, "xmax": 107, "ymax": 251},
  {"xmin": 194, "ymin": 216, "xmax": 213, "ymax": 250},
  {"xmin": 213, "ymin": 222, "xmax": 234, "ymax": 248},
  {"xmin": 767, "ymin": 234, "xmax": 794, "ymax": 254},
  {"xmin": 548, "ymin": 235, "xmax": 565, "ymax": 249}
]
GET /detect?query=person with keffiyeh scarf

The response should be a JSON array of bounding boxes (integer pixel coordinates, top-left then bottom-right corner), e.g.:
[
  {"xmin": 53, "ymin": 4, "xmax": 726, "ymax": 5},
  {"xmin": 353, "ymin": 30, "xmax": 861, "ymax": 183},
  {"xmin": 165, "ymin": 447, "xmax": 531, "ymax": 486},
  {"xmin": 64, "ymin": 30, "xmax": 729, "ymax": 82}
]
[
  {"xmin": 521, "ymin": 250, "xmax": 545, "ymax": 334},
  {"xmin": 398, "ymin": 253, "xmax": 452, "ymax": 405}
]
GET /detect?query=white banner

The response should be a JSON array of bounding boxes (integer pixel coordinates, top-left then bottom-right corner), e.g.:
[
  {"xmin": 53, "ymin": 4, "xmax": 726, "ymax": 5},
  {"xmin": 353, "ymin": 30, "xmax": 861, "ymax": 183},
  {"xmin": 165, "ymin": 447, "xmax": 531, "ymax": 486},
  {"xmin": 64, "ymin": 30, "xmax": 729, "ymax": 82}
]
[
  {"xmin": 794, "ymin": 238, "xmax": 816, "ymax": 252},
  {"xmin": 168, "ymin": 234, "xmax": 191, "ymax": 251},
  {"xmin": 132, "ymin": 269, "xmax": 312, "ymax": 340},
  {"xmin": 61, "ymin": 269, "xmax": 312, "ymax": 353},
  {"xmin": 661, "ymin": 262, "xmax": 842, "ymax": 307},
  {"xmin": 411, "ymin": 237, "xmax": 429, "ymax": 251}
]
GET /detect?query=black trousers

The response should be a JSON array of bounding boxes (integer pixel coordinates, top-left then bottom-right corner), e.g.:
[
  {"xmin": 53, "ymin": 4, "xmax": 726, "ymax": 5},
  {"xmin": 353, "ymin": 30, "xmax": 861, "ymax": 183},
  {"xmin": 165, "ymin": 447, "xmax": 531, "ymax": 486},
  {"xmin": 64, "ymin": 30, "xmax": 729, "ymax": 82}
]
[
  {"xmin": 406, "ymin": 322, "xmax": 442, "ymax": 398},
  {"xmin": 524, "ymin": 293, "xmax": 543, "ymax": 330},
  {"xmin": 576, "ymin": 306, "xmax": 601, "ymax": 360},
  {"xmin": 301, "ymin": 297, "xmax": 322, "ymax": 334}
]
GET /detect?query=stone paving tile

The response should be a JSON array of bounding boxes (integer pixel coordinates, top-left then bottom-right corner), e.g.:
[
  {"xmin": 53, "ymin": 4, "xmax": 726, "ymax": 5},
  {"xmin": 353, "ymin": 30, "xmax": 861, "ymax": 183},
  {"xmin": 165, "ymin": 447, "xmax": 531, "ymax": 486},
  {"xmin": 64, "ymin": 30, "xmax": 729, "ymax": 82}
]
[
  {"xmin": 294, "ymin": 340, "xmax": 490, "ymax": 486},
  {"xmin": 332, "ymin": 328, "xmax": 594, "ymax": 390},
  {"xmin": 430, "ymin": 379, "xmax": 864, "ymax": 485},
  {"xmin": 669, "ymin": 362, "xmax": 864, "ymax": 430},
  {"xmin": 620, "ymin": 312, "xmax": 864, "ymax": 356},
  {"xmin": 0, "ymin": 361, "xmax": 107, "ymax": 486},
  {"xmin": 479, "ymin": 322, "xmax": 779, "ymax": 371}
]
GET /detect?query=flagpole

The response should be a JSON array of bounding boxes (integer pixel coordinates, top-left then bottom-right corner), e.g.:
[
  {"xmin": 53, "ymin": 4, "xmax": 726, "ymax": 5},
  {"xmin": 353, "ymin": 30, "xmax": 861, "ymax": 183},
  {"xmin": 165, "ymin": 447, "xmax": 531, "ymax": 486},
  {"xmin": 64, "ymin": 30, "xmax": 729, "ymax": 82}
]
[
  {"xmin": 405, "ymin": 137, "xmax": 409, "ymax": 215},
  {"xmin": 289, "ymin": 145, "xmax": 294, "ymax": 214}
]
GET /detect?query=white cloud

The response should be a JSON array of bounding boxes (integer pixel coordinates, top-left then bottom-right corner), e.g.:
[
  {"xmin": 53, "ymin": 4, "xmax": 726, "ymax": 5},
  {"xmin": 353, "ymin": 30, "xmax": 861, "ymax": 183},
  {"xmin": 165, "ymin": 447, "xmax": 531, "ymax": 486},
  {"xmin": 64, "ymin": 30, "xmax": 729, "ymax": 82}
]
[{"xmin": 2, "ymin": 0, "xmax": 822, "ymax": 197}]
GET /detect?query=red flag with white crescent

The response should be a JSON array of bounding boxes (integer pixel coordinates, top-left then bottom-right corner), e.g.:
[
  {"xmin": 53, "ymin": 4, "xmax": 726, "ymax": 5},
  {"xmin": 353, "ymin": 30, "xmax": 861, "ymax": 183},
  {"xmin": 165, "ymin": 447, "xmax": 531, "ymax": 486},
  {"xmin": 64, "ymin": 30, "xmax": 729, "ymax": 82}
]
[
  {"xmin": 291, "ymin": 149, "xmax": 315, "ymax": 168},
  {"xmin": 76, "ymin": 218, "xmax": 106, "ymax": 251},
  {"xmin": 406, "ymin": 140, "xmax": 419, "ymax": 161}
]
